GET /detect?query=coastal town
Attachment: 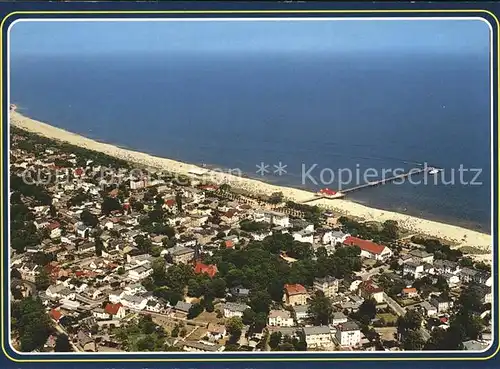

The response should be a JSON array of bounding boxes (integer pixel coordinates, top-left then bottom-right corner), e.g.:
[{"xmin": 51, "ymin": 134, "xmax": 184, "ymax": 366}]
[{"xmin": 9, "ymin": 126, "xmax": 493, "ymax": 353}]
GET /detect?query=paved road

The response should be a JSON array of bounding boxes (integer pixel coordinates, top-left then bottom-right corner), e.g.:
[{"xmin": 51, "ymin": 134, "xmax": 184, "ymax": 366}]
[
  {"xmin": 382, "ymin": 293, "xmax": 431, "ymax": 342},
  {"xmin": 383, "ymin": 293, "xmax": 406, "ymax": 316},
  {"xmin": 54, "ymin": 323, "xmax": 82, "ymax": 352},
  {"xmin": 359, "ymin": 266, "xmax": 388, "ymax": 281}
]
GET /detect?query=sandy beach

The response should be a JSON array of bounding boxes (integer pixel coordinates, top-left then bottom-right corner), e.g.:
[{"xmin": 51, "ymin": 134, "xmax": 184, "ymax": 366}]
[{"xmin": 10, "ymin": 110, "xmax": 493, "ymax": 261}]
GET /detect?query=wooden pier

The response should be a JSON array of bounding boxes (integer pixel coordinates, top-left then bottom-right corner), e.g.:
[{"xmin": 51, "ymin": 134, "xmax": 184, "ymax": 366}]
[
  {"xmin": 341, "ymin": 167, "xmax": 428, "ymax": 194},
  {"xmin": 300, "ymin": 167, "xmax": 429, "ymax": 203}
]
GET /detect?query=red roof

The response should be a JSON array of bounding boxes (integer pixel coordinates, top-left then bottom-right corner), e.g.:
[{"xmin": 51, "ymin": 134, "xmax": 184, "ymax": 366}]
[
  {"xmin": 284, "ymin": 283, "xmax": 307, "ymax": 296},
  {"xmin": 224, "ymin": 209, "xmax": 237, "ymax": 218},
  {"xmin": 343, "ymin": 236, "xmax": 386, "ymax": 255},
  {"xmin": 47, "ymin": 221, "xmax": 61, "ymax": 231},
  {"xmin": 74, "ymin": 168, "xmax": 84, "ymax": 176},
  {"xmin": 403, "ymin": 288, "xmax": 417, "ymax": 294},
  {"xmin": 165, "ymin": 199, "xmax": 176, "ymax": 207},
  {"xmin": 50, "ymin": 309, "xmax": 63, "ymax": 321},
  {"xmin": 200, "ymin": 184, "xmax": 219, "ymax": 191},
  {"xmin": 319, "ymin": 188, "xmax": 337, "ymax": 196},
  {"xmin": 225, "ymin": 240, "xmax": 234, "ymax": 249},
  {"xmin": 360, "ymin": 280, "xmax": 384, "ymax": 294},
  {"xmin": 104, "ymin": 303, "xmax": 123, "ymax": 316},
  {"xmin": 194, "ymin": 262, "xmax": 218, "ymax": 278}
]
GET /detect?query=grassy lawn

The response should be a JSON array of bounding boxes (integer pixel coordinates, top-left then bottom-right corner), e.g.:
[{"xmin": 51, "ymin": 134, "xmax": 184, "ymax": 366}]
[
  {"xmin": 193, "ymin": 311, "xmax": 223, "ymax": 325},
  {"xmin": 377, "ymin": 313, "xmax": 398, "ymax": 324}
]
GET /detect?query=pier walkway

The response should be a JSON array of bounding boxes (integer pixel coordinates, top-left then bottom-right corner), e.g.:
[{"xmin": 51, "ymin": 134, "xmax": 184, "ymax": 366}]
[{"xmin": 300, "ymin": 167, "xmax": 429, "ymax": 204}]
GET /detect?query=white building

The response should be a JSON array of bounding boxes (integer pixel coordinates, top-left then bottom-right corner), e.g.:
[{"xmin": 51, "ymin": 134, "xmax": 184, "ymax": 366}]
[
  {"xmin": 223, "ymin": 302, "xmax": 249, "ymax": 318},
  {"xmin": 128, "ymin": 265, "xmax": 153, "ymax": 281},
  {"xmin": 268, "ymin": 309, "xmax": 295, "ymax": 327},
  {"xmin": 121, "ymin": 295, "xmax": 148, "ymax": 310},
  {"xmin": 293, "ymin": 229, "xmax": 314, "ymax": 244},
  {"xmin": 343, "ymin": 236, "xmax": 392, "ymax": 261},
  {"xmin": 335, "ymin": 321, "xmax": 361, "ymax": 347},
  {"xmin": 303, "ymin": 326, "xmax": 333, "ymax": 349},
  {"xmin": 262, "ymin": 211, "xmax": 290, "ymax": 228}
]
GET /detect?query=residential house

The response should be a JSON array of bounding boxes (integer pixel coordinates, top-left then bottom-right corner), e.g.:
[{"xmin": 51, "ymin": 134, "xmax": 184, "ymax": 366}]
[
  {"xmin": 303, "ymin": 326, "xmax": 333, "ymax": 349},
  {"xmin": 194, "ymin": 262, "xmax": 218, "ymax": 278},
  {"xmin": 293, "ymin": 229, "xmax": 314, "ymax": 244},
  {"xmin": 332, "ymin": 312, "xmax": 348, "ymax": 325},
  {"xmin": 230, "ymin": 286, "xmax": 250, "ymax": 299},
  {"xmin": 47, "ymin": 221, "xmax": 62, "ymax": 239},
  {"xmin": 46, "ymin": 284, "xmax": 66, "ymax": 299},
  {"xmin": 128, "ymin": 265, "xmax": 153, "ymax": 281},
  {"xmin": 182, "ymin": 341, "xmax": 224, "ymax": 353},
  {"xmin": 431, "ymin": 296, "xmax": 452, "ymax": 314},
  {"xmin": 358, "ymin": 281, "xmax": 384, "ymax": 304},
  {"xmin": 169, "ymin": 246, "xmax": 195, "ymax": 264},
  {"xmin": 433, "ymin": 260, "xmax": 461, "ymax": 275},
  {"xmin": 293, "ymin": 304, "xmax": 310, "ymax": 323},
  {"xmin": 77, "ymin": 330, "xmax": 96, "ymax": 352},
  {"xmin": 207, "ymin": 323, "xmax": 227, "ymax": 341},
  {"xmin": 283, "ymin": 284, "xmax": 308, "ymax": 306},
  {"xmin": 104, "ymin": 303, "xmax": 127, "ymax": 319},
  {"xmin": 343, "ymin": 236, "xmax": 392, "ymax": 261},
  {"xmin": 268, "ymin": 309, "xmax": 295, "ymax": 327},
  {"xmin": 409, "ymin": 249, "xmax": 434, "ymax": 264},
  {"xmin": 262, "ymin": 211, "xmax": 290, "ymax": 228},
  {"xmin": 92, "ymin": 308, "xmax": 110, "ymax": 320},
  {"xmin": 322, "ymin": 231, "xmax": 350, "ymax": 247},
  {"xmin": 403, "ymin": 261, "xmax": 425, "ymax": 279},
  {"xmin": 75, "ymin": 222, "xmax": 91, "ymax": 238},
  {"xmin": 335, "ymin": 321, "xmax": 361, "ymax": 347},
  {"xmin": 402, "ymin": 288, "xmax": 418, "ymax": 298},
  {"xmin": 174, "ymin": 301, "xmax": 192, "ymax": 315},
  {"xmin": 223, "ymin": 302, "xmax": 249, "ymax": 318},
  {"xmin": 121, "ymin": 295, "xmax": 148, "ymax": 310},
  {"xmin": 313, "ymin": 276, "xmax": 339, "ymax": 298},
  {"xmin": 145, "ymin": 300, "xmax": 163, "ymax": 313}
]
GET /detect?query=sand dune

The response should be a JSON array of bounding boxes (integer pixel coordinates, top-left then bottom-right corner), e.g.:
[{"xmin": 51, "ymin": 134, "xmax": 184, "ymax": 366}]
[{"xmin": 10, "ymin": 110, "xmax": 493, "ymax": 261}]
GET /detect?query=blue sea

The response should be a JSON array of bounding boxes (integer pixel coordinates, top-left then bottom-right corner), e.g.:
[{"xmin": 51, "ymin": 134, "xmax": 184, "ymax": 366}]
[{"xmin": 10, "ymin": 51, "xmax": 491, "ymax": 232}]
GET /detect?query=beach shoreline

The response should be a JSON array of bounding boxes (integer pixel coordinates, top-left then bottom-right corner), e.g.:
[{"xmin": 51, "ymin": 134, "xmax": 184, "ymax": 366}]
[{"xmin": 9, "ymin": 109, "xmax": 493, "ymax": 261}]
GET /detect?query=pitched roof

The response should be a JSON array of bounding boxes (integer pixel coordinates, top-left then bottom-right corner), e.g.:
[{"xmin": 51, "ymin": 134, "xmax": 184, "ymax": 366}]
[
  {"xmin": 403, "ymin": 288, "xmax": 417, "ymax": 294},
  {"xmin": 343, "ymin": 236, "xmax": 386, "ymax": 255},
  {"xmin": 104, "ymin": 303, "xmax": 123, "ymax": 316},
  {"xmin": 50, "ymin": 309, "xmax": 63, "ymax": 321},
  {"xmin": 319, "ymin": 188, "xmax": 337, "ymax": 196},
  {"xmin": 284, "ymin": 283, "xmax": 307, "ymax": 296},
  {"xmin": 194, "ymin": 262, "xmax": 218, "ymax": 278}
]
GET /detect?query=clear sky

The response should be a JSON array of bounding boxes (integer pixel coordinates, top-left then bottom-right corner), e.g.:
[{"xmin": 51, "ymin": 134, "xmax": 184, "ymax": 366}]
[{"xmin": 9, "ymin": 18, "xmax": 490, "ymax": 57}]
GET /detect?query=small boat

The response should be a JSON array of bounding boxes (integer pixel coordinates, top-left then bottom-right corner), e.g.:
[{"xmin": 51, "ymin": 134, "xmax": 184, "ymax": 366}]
[{"xmin": 428, "ymin": 167, "xmax": 442, "ymax": 175}]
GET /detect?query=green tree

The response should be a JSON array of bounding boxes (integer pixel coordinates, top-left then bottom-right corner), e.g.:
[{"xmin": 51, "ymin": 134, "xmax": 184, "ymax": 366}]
[
  {"xmin": 55, "ymin": 334, "xmax": 72, "ymax": 352},
  {"xmin": 175, "ymin": 192, "xmax": 183, "ymax": 213},
  {"xmin": 11, "ymin": 297, "xmax": 52, "ymax": 352},
  {"xmin": 80, "ymin": 210, "xmax": 98, "ymax": 227},
  {"xmin": 269, "ymin": 332, "xmax": 282, "ymax": 350},
  {"xmin": 187, "ymin": 303, "xmax": 204, "ymax": 319},
  {"xmin": 308, "ymin": 293, "xmax": 334, "ymax": 325},
  {"xmin": 225, "ymin": 317, "xmax": 244, "ymax": 342},
  {"xmin": 35, "ymin": 269, "xmax": 51, "ymax": 291},
  {"xmin": 401, "ymin": 329, "xmax": 425, "ymax": 350},
  {"xmin": 358, "ymin": 298, "xmax": 377, "ymax": 321}
]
